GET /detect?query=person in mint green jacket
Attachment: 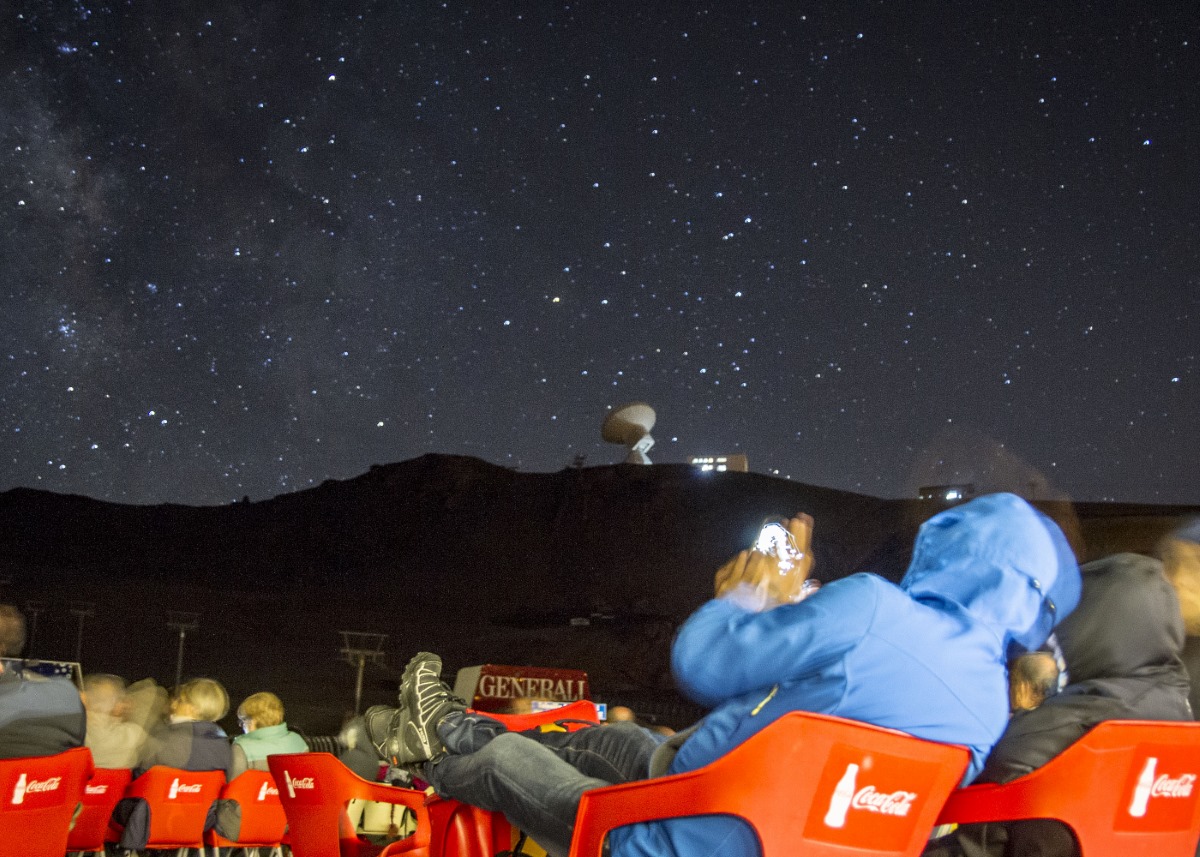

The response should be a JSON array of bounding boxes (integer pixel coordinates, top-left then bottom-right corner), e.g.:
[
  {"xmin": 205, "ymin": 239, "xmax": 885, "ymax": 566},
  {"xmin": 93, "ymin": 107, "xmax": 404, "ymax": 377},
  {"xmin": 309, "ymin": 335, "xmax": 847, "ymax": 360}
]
[{"xmin": 232, "ymin": 691, "xmax": 309, "ymax": 768}]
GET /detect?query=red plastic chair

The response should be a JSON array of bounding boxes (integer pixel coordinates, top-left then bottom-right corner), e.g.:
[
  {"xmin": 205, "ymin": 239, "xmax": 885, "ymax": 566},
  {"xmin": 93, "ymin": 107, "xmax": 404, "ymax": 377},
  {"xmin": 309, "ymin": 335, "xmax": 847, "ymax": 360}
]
[
  {"xmin": 566, "ymin": 710, "xmax": 971, "ymax": 857},
  {"xmin": 205, "ymin": 769, "xmax": 288, "ymax": 855},
  {"xmin": 268, "ymin": 752, "xmax": 432, "ymax": 857},
  {"xmin": 422, "ymin": 796, "xmax": 514, "ymax": 857},
  {"xmin": 105, "ymin": 765, "xmax": 225, "ymax": 852},
  {"xmin": 66, "ymin": 766, "xmax": 134, "ymax": 854},
  {"xmin": 935, "ymin": 720, "xmax": 1200, "ymax": 857},
  {"xmin": 0, "ymin": 746, "xmax": 94, "ymax": 857},
  {"xmin": 421, "ymin": 699, "xmax": 602, "ymax": 857},
  {"xmin": 480, "ymin": 699, "xmax": 601, "ymax": 732}
]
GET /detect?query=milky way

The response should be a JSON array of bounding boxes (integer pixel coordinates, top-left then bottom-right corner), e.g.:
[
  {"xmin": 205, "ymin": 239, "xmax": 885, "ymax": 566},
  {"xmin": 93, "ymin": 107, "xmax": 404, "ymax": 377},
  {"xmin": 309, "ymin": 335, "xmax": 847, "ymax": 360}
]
[{"xmin": 2, "ymin": 2, "xmax": 1196, "ymax": 505}]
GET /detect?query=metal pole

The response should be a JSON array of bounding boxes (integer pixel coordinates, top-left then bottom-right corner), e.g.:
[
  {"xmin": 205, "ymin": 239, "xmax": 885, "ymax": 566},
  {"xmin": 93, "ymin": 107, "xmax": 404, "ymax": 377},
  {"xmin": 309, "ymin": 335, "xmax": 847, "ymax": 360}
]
[
  {"xmin": 68, "ymin": 602, "xmax": 95, "ymax": 666},
  {"xmin": 165, "ymin": 612, "xmax": 199, "ymax": 688},
  {"xmin": 175, "ymin": 627, "xmax": 187, "ymax": 688},
  {"xmin": 354, "ymin": 654, "xmax": 366, "ymax": 715},
  {"xmin": 23, "ymin": 601, "xmax": 45, "ymax": 657},
  {"xmin": 340, "ymin": 631, "xmax": 387, "ymax": 715}
]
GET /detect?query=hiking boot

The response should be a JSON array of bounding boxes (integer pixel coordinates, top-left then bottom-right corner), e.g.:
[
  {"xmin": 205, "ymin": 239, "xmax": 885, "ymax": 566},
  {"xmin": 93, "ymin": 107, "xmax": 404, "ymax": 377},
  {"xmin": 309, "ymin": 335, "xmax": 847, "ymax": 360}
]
[
  {"xmin": 361, "ymin": 704, "xmax": 407, "ymax": 762},
  {"xmin": 394, "ymin": 651, "xmax": 467, "ymax": 765}
]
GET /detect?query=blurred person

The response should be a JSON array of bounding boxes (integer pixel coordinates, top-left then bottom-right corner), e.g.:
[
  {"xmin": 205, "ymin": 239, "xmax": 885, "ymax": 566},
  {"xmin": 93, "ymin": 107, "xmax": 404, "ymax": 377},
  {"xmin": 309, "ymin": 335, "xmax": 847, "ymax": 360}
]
[
  {"xmin": 1007, "ymin": 652, "xmax": 1060, "ymax": 714},
  {"xmin": 1158, "ymin": 517, "xmax": 1200, "ymax": 717},
  {"xmin": 607, "ymin": 706, "xmax": 677, "ymax": 738},
  {"xmin": 135, "ymin": 676, "xmax": 245, "ymax": 777},
  {"xmin": 365, "ymin": 494, "xmax": 1080, "ymax": 857},
  {"xmin": 112, "ymin": 677, "xmax": 246, "ymax": 850},
  {"xmin": 926, "ymin": 552, "xmax": 1191, "ymax": 857},
  {"xmin": 606, "ymin": 705, "xmax": 637, "ymax": 723},
  {"xmin": 233, "ymin": 690, "xmax": 309, "ymax": 769},
  {"xmin": 81, "ymin": 673, "xmax": 148, "ymax": 768},
  {"xmin": 504, "ymin": 696, "xmax": 535, "ymax": 715},
  {"xmin": 0, "ymin": 603, "xmax": 85, "ymax": 759}
]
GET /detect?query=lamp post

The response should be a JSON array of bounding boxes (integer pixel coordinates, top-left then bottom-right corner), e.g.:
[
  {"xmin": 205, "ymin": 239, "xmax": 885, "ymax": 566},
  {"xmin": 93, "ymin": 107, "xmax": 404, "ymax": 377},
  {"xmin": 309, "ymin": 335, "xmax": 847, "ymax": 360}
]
[
  {"xmin": 339, "ymin": 631, "xmax": 388, "ymax": 714},
  {"xmin": 166, "ymin": 611, "xmax": 200, "ymax": 687},
  {"xmin": 68, "ymin": 601, "xmax": 95, "ymax": 665},
  {"xmin": 23, "ymin": 600, "xmax": 45, "ymax": 657}
]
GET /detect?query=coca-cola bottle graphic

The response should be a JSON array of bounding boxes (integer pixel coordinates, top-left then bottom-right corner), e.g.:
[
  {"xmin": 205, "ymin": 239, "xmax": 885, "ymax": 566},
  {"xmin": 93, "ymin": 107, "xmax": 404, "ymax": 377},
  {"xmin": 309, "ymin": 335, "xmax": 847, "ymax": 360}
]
[
  {"xmin": 258, "ymin": 781, "xmax": 270, "ymax": 801},
  {"xmin": 168, "ymin": 777, "xmax": 180, "ymax": 799},
  {"xmin": 1129, "ymin": 757, "xmax": 1157, "ymax": 817},
  {"xmin": 824, "ymin": 763, "xmax": 860, "ymax": 828},
  {"xmin": 11, "ymin": 773, "xmax": 27, "ymax": 805},
  {"xmin": 284, "ymin": 771, "xmax": 296, "ymax": 799}
]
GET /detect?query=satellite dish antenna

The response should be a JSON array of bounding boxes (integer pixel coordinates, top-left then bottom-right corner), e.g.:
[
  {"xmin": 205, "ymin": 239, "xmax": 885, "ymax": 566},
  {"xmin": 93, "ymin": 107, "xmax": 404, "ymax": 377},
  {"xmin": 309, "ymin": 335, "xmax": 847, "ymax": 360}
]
[{"xmin": 601, "ymin": 402, "xmax": 656, "ymax": 464}]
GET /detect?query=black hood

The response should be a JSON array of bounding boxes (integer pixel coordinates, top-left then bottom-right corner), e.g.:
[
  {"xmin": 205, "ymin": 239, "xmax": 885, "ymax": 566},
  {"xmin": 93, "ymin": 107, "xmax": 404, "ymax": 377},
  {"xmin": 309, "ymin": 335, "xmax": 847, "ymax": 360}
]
[
  {"xmin": 977, "ymin": 552, "xmax": 1192, "ymax": 784},
  {"xmin": 1058, "ymin": 552, "xmax": 1187, "ymax": 683}
]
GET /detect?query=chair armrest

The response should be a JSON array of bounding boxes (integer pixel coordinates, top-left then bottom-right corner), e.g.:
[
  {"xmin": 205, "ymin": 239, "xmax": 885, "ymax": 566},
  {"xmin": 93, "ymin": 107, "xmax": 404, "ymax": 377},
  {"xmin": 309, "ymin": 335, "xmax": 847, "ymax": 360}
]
[
  {"xmin": 570, "ymin": 769, "xmax": 715, "ymax": 857},
  {"xmin": 345, "ymin": 782, "xmax": 433, "ymax": 852}
]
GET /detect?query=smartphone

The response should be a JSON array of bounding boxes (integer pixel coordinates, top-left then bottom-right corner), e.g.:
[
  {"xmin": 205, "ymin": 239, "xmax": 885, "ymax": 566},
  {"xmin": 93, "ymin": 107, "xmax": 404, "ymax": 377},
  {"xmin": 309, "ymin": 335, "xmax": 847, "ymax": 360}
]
[{"xmin": 754, "ymin": 521, "xmax": 796, "ymax": 560}]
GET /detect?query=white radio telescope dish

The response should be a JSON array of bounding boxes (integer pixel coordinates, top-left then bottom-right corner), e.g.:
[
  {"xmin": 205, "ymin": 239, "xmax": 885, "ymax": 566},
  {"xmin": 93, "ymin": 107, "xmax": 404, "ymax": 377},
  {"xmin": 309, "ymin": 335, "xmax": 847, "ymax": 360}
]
[{"xmin": 601, "ymin": 402, "xmax": 656, "ymax": 464}]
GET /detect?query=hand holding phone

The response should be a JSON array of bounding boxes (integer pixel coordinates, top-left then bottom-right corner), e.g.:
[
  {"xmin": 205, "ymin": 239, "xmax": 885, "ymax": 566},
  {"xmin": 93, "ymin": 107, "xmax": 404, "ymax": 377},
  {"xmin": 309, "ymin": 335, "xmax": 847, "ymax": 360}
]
[{"xmin": 714, "ymin": 513, "xmax": 816, "ymax": 608}]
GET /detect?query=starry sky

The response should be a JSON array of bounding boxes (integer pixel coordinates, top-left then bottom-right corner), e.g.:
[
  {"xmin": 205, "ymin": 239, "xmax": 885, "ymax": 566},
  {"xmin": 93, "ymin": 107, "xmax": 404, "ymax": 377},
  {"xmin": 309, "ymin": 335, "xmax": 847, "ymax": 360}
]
[{"xmin": 2, "ymin": 1, "xmax": 1196, "ymax": 506}]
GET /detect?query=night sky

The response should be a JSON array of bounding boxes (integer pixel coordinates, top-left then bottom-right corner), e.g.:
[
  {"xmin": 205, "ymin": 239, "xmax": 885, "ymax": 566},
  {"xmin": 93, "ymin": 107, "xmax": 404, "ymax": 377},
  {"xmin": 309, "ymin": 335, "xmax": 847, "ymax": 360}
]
[{"xmin": 3, "ymin": 2, "xmax": 1196, "ymax": 507}]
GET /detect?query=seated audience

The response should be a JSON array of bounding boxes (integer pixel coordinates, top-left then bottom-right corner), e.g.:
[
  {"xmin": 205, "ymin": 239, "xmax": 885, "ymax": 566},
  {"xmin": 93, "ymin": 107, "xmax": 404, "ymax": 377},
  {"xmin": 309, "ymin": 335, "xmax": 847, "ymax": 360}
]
[
  {"xmin": 0, "ymin": 603, "xmax": 85, "ymax": 759},
  {"xmin": 926, "ymin": 552, "xmax": 1191, "ymax": 857},
  {"xmin": 233, "ymin": 690, "xmax": 309, "ymax": 769},
  {"xmin": 135, "ymin": 676, "xmax": 245, "ymax": 777},
  {"xmin": 363, "ymin": 494, "xmax": 1080, "ymax": 857},
  {"xmin": 1007, "ymin": 651, "xmax": 1060, "ymax": 714},
  {"xmin": 1159, "ymin": 518, "xmax": 1200, "ymax": 717},
  {"xmin": 81, "ymin": 673, "xmax": 148, "ymax": 768},
  {"xmin": 112, "ymin": 677, "xmax": 246, "ymax": 850}
]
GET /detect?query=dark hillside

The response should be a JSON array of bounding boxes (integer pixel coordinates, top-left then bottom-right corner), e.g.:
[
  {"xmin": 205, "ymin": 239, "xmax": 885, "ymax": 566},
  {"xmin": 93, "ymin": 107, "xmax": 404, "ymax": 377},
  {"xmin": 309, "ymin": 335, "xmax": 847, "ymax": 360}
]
[{"xmin": 2, "ymin": 454, "xmax": 1195, "ymax": 732}]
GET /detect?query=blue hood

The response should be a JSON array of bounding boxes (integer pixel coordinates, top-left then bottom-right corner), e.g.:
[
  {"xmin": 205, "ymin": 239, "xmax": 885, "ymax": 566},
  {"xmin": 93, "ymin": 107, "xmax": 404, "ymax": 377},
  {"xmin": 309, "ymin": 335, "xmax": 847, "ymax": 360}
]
[{"xmin": 901, "ymin": 493, "xmax": 1081, "ymax": 652}]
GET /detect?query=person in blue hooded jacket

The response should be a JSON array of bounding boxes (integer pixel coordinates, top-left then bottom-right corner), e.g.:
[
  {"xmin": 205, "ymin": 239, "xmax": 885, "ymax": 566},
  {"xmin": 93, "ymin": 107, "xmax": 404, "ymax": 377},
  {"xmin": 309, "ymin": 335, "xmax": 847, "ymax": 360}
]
[{"xmin": 370, "ymin": 492, "xmax": 1081, "ymax": 857}]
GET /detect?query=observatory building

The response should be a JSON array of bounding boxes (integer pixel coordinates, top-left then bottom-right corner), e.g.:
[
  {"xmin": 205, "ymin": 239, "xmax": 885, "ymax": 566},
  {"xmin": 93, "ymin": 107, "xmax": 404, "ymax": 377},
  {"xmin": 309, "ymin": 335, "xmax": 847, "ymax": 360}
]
[
  {"xmin": 688, "ymin": 454, "xmax": 749, "ymax": 473},
  {"xmin": 918, "ymin": 483, "xmax": 976, "ymax": 503}
]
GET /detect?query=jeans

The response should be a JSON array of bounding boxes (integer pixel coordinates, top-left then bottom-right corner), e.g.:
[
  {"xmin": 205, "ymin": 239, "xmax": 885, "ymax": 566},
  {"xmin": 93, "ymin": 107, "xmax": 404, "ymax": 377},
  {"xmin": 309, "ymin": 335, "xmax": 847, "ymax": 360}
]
[{"xmin": 425, "ymin": 713, "xmax": 666, "ymax": 857}]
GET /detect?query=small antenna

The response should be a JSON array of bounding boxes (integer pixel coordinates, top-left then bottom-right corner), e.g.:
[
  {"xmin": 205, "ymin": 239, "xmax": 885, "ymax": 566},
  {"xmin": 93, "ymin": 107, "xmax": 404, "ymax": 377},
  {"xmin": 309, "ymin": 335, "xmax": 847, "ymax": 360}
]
[{"xmin": 601, "ymin": 402, "xmax": 657, "ymax": 464}]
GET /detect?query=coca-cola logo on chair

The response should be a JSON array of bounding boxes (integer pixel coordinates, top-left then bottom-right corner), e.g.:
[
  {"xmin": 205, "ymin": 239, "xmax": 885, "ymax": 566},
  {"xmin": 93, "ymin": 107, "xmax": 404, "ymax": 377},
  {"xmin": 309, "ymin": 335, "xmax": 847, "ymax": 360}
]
[
  {"xmin": 804, "ymin": 744, "xmax": 943, "ymax": 848},
  {"xmin": 1116, "ymin": 748, "xmax": 1200, "ymax": 832}
]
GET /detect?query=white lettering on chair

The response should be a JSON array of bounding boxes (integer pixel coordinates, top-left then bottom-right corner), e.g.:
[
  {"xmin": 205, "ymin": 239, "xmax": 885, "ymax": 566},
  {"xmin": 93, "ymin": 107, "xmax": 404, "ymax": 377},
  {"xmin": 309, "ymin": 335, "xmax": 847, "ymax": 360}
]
[
  {"xmin": 1151, "ymin": 773, "xmax": 1197, "ymax": 799},
  {"xmin": 23, "ymin": 777, "xmax": 63, "ymax": 795},
  {"xmin": 851, "ymin": 786, "xmax": 918, "ymax": 817}
]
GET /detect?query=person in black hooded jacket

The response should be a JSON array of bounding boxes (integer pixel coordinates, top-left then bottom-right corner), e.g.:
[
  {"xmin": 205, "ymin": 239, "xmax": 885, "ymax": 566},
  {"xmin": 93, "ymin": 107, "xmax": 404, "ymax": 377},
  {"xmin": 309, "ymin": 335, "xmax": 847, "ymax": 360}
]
[{"xmin": 927, "ymin": 552, "xmax": 1192, "ymax": 857}]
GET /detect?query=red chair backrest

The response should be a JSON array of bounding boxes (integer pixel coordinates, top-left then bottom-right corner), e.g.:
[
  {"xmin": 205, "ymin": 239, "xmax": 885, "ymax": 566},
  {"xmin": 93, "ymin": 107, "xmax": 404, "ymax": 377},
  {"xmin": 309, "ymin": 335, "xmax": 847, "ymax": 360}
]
[
  {"xmin": 268, "ymin": 752, "xmax": 431, "ymax": 857},
  {"xmin": 567, "ymin": 710, "xmax": 970, "ymax": 857},
  {"xmin": 479, "ymin": 699, "xmax": 601, "ymax": 733},
  {"xmin": 936, "ymin": 720, "xmax": 1200, "ymax": 857},
  {"xmin": 399, "ymin": 701, "xmax": 599, "ymax": 857},
  {"xmin": 0, "ymin": 746, "xmax": 95, "ymax": 857},
  {"xmin": 115, "ymin": 765, "xmax": 225, "ymax": 849},
  {"xmin": 206, "ymin": 769, "xmax": 288, "ymax": 847},
  {"xmin": 419, "ymin": 794, "xmax": 514, "ymax": 857},
  {"xmin": 67, "ymin": 766, "xmax": 133, "ymax": 852}
]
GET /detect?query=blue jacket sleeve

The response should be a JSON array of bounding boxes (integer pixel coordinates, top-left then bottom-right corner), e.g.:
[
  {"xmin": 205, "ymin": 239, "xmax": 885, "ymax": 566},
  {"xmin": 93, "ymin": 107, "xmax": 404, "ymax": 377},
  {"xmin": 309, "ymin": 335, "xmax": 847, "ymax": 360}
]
[{"xmin": 671, "ymin": 574, "xmax": 879, "ymax": 708}]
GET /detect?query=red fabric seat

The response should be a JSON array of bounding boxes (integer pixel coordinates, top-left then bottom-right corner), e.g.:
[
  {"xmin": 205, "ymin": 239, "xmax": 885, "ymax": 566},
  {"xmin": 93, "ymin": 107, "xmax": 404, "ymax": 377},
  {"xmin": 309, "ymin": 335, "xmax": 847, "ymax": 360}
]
[
  {"xmin": 67, "ymin": 766, "xmax": 133, "ymax": 854},
  {"xmin": 566, "ymin": 710, "xmax": 970, "ymax": 857},
  {"xmin": 0, "ymin": 746, "xmax": 94, "ymax": 857},
  {"xmin": 205, "ymin": 769, "xmax": 288, "ymax": 852},
  {"xmin": 936, "ymin": 720, "xmax": 1200, "ymax": 857},
  {"xmin": 105, "ymin": 765, "xmax": 225, "ymax": 851}
]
